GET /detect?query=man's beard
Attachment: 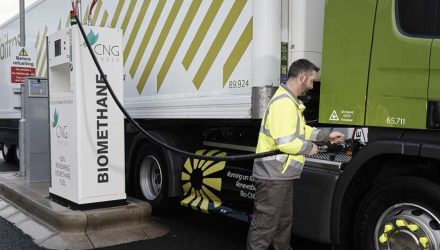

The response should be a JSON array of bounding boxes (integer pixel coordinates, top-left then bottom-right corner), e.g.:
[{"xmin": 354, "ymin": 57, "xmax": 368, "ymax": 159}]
[{"xmin": 300, "ymin": 87, "xmax": 311, "ymax": 96}]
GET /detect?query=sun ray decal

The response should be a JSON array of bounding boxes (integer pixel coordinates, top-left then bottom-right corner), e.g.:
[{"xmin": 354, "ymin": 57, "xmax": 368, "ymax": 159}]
[{"xmin": 181, "ymin": 149, "xmax": 226, "ymax": 213}]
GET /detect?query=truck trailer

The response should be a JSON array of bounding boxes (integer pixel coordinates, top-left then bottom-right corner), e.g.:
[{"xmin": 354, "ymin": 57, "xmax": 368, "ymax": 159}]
[{"xmin": 0, "ymin": 0, "xmax": 439, "ymax": 249}]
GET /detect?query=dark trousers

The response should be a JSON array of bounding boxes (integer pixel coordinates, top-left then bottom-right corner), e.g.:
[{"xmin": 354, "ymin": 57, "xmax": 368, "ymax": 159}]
[{"xmin": 247, "ymin": 179, "xmax": 294, "ymax": 250}]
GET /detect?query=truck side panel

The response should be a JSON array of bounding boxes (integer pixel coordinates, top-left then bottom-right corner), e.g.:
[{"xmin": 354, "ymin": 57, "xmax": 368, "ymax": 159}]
[
  {"xmin": 123, "ymin": 0, "xmax": 254, "ymax": 119},
  {"xmin": 0, "ymin": 16, "xmax": 21, "ymax": 119},
  {"xmin": 319, "ymin": 0, "xmax": 377, "ymax": 126},
  {"xmin": 10, "ymin": 0, "xmax": 255, "ymax": 119}
]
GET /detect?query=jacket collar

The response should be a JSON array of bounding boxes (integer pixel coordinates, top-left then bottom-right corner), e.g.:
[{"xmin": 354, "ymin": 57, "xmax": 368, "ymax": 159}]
[{"xmin": 280, "ymin": 84, "xmax": 304, "ymax": 109}]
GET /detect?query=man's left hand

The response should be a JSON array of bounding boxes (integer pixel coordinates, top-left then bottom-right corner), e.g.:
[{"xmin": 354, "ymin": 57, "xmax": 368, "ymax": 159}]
[{"xmin": 329, "ymin": 131, "xmax": 345, "ymax": 144}]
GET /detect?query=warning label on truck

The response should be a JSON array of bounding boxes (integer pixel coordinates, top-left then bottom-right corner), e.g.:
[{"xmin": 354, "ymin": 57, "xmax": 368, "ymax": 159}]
[
  {"xmin": 329, "ymin": 110, "xmax": 339, "ymax": 121},
  {"xmin": 341, "ymin": 110, "xmax": 354, "ymax": 122}
]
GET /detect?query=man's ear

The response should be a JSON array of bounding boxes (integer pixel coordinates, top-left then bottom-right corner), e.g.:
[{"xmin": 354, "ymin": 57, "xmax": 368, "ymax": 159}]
[{"xmin": 299, "ymin": 71, "xmax": 307, "ymax": 83}]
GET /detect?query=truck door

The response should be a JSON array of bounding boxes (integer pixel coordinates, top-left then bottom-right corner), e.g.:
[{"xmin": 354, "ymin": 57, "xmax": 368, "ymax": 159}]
[
  {"xmin": 367, "ymin": 0, "xmax": 435, "ymax": 129},
  {"xmin": 428, "ymin": 2, "xmax": 440, "ymax": 128}
]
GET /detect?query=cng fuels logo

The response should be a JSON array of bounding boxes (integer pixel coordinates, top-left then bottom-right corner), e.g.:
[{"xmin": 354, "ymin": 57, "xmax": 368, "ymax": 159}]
[
  {"xmin": 83, "ymin": 29, "xmax": 120, "ymax": 62},
  {"xmin": 181, "ymin": 149, "xmax": 226, "ymax": 213},
  {"xmin": 52, "ymin": 109, "xmax": 59, "ymax": 128},
  {"xmin": 82, "ymin": 30, "xmax": 99, "ymax": 47},
  {"xmin": 52, "ymin": 109, "xmax": 69, "ymax": 145}
]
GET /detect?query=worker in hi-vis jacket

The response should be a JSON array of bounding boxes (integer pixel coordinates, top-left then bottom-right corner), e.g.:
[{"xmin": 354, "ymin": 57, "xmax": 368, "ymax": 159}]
[{"xmin": 247, "ymin": 59, "xmax": 345, "ymax": 250}]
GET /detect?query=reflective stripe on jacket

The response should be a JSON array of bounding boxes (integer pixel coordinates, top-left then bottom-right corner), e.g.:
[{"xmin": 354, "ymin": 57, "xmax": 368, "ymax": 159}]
[{"xmin": 253, "ymin": 84, "xmax": 328, "ymax": 180}]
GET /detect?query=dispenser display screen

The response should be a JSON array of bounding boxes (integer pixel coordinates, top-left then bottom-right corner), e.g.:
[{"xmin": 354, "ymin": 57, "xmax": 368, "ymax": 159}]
[
  {"xmin": 29, "ymin": 79, "xmax": 48, "ymax": 97},
  {"xmin": 55, "ymin": 39, "xmax": 61, "ymax": 57}
]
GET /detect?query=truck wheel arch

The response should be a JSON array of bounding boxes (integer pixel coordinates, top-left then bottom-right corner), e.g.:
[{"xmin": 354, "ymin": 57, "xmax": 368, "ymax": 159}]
[{"xmin": 331, "ymin": 139, "xmax": 440, "ymax": 246}]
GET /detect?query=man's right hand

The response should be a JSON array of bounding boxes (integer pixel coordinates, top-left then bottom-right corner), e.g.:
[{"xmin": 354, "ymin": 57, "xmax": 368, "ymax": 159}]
[{"xmin": 308, "ymin": 144, "xmax": 318, "ymax": 155}]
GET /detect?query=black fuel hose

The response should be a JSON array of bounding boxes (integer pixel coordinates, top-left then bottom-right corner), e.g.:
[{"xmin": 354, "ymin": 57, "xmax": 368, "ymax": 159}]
[{"xmin": 74, "ymin": 15, "xmax": 281, "ymax": 161}]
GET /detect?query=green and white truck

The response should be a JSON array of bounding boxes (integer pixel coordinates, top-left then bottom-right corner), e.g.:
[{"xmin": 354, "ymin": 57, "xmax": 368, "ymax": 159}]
[{"xmin": 1, "ymin": 0, "xmax": 439, "ymax": 249}]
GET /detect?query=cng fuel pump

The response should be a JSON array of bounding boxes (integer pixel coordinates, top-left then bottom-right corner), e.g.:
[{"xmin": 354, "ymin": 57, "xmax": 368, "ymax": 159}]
[{"xmin": 47, "ymin": 25, "xmax": 126, "ymax": 208}]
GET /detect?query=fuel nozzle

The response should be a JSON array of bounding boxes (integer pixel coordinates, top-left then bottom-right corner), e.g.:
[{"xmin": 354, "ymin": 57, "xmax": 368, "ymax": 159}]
[
  {"xmin": 317, "ymin": 142, "xmax": 344, "ymax": 153},
  {"xmin": 317, "ymin": 144, "xmax": 328, "ymax": 153}
]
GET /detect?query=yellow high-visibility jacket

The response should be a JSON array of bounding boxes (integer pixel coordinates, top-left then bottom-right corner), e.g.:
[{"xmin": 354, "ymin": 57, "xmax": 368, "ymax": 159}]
[{"xmin": 253, "ymin": 84, "xmax": 330, "ymax": 180}]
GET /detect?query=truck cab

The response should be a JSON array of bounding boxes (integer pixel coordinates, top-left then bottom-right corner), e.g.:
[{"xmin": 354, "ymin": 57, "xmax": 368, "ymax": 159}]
[{"xmin": 317, "ymin": 0, "xmax": 440, "ymax": 249}]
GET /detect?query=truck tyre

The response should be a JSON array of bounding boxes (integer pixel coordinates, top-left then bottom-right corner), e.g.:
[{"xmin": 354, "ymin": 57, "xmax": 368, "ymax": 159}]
[
  {"xmin": 354, "ymin": 176, "xmax": 440, "ymax": 250},
  {"xmin": 1, "ymin": 144, "xmax": 17, "ymax": 164},
  {"xmin": 134, "ymin": 144, "xmax": 169, "ymax": 212}
]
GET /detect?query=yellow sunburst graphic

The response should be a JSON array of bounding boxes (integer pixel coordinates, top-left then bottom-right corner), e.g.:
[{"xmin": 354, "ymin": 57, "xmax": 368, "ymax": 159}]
[{"xmin": 181, "ymin": 149, "xmax": 227, "ymax": 213}]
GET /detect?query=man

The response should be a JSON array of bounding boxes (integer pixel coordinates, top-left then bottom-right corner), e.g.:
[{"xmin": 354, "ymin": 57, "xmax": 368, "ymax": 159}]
[{"xmin": 247, "ymin": 59, "xmax": 344, "ymax": 250}]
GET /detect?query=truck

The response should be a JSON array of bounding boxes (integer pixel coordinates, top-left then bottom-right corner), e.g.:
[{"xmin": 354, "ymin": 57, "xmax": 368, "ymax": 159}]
[{"xmin": 0, "ymin": 0, "xmax": 439, "ymax": 249}]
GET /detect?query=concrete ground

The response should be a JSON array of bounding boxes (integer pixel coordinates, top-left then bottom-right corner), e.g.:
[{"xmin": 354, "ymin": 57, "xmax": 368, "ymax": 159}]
[
  {"xmin": 103, "ymin": 205, "xmax": 331, "ymax": 250},
  {"xmin": 0, "ymin": 156, "xmax": 168, "ymax": 249}
]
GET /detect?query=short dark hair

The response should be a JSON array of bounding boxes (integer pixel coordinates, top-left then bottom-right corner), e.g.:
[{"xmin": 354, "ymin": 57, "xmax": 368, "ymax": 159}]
[{"xmin": 287, "ymin": 59, "xmax": 320, "ymax": 79}]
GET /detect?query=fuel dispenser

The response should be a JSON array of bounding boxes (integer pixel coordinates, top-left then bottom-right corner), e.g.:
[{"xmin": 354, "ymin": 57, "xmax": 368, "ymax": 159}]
[
  {"xmin": 47, "ymin": 25, "xmax": 126, "ymax": 208},
  {"xmin": 21, "ymin": 77, "xmax": 50, "ymax": 182}
]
